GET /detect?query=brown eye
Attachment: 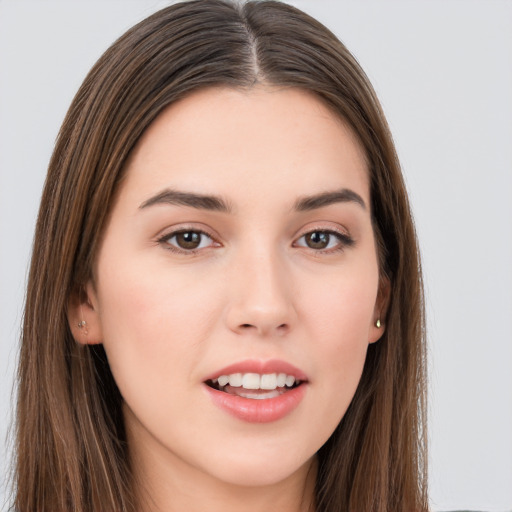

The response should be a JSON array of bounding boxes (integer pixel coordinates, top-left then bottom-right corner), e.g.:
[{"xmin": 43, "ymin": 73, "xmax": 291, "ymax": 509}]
[
  {"xmin": 304, "ymin": 231, "xmax": 331, "ymax": 249},
  {"xmin": 162, "ymin": 230, "xmax": 215, "ymax": 252},
  {"xmin": 175, "ymin": 231, "xmax": 201, "ymax": 249},
  {"xmin": 295, "ymin": 229, "xmax": 354, "ymax": 252}
]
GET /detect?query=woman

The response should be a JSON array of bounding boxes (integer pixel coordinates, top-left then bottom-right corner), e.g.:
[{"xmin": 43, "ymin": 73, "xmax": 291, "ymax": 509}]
[{"xmin": 14, "ymin": 1, "xmax": 427, "ymax": 511}]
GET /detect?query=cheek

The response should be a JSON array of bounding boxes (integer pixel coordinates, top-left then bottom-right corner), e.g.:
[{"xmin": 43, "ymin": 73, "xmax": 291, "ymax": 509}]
[
  {"xmin": 94, "ymin": 255, "xmax": 221, "ymax": 395},
  {"xmin": 299, "ymin": 263, "xmax": 378, "ymax": 408}
]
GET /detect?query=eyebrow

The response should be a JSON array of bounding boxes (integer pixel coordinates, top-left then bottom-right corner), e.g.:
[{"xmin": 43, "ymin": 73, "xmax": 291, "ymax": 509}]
[
  {"xmin": 139, "ymin": 187, "xmax": 366, "ymax": 214},
  {"xmin": 294, "ymin": 188, "xmax": 366, "ymax": 211},
  {"xmin": 139, "ymin": 189, "xmax": 232, "ymax": 212}
]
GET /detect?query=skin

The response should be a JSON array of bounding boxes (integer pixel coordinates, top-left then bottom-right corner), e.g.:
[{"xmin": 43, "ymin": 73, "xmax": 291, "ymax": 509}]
[{"xmin": 70, "ymin": 86, "xmax": 388, "ymax": 512}]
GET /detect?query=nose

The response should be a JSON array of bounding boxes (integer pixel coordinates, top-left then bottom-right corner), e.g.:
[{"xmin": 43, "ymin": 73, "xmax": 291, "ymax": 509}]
[{"xmin": 225, "ymin": 248, "xmax": 297, "ymax": 338}]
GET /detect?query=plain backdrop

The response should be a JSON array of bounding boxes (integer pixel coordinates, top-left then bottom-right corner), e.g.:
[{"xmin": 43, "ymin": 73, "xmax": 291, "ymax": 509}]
[{"xmin": 0, "ymin": 1, "xmax": 511, "ymax": 510}]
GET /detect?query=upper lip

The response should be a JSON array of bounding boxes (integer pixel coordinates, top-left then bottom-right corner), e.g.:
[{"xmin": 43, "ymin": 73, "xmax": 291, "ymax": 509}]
[{"xmin": 204, "ymin": 359, "xmax": 308, "ymax": 382}]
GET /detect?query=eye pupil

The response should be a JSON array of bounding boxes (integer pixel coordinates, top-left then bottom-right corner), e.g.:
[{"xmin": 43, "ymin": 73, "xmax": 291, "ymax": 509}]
[
  {"xmin": 176, "ymin": 231, "xmax": 201, "ymax": 249},
  {"xmin": 306, "ymin": 231, "xmax": 329, "ymax": 249}
]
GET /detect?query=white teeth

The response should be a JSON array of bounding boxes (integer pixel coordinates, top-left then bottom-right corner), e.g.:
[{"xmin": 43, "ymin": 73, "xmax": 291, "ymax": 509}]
[
  {"xmin": 238, "ymin": 389, "xmax": 281, "ymax": 399},
  {"xmin": 260, "ymin": 373, "xmax": 277, "ymax": 390},
  {"xmin": 212, "ymin": 372, "xmax": 300, "ymax": 391},
  {"xmin": 285, "ymin": 375, "xmax": 296, "ymax": 387},
  {"xmin": 242, "ymin": 373, "xmax": 261, "ymax": 390},
  {"xmin": 217, "ymin": 375, "xmax": 229, "ymax": 387},
  {"xmin": 229, "ymin": 373, "xmax": 243, "ymax": 387}
]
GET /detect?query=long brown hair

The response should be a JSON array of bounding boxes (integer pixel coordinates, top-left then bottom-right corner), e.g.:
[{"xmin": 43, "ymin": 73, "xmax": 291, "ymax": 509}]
[{"xmin": 14, "ymin": 1, "xmax": 427, "ymax": 510}]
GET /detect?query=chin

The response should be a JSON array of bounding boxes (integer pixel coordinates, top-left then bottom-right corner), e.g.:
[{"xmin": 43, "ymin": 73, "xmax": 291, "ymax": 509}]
[
  {"xmin": 200, "ymin": 446, "xmax": 316, "ymax": 488},
  {"xmin": 211, "ymin": 467, "xmax": 305, "ymax": 488}
]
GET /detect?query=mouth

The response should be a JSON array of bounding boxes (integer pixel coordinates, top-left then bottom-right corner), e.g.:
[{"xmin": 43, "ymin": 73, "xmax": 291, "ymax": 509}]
[
  {"xmin": 203, "ymin": 359, "xmax": 308, "ymax": 422},
  {"xmin": 205, "ymin": 372, "xmax": 304, "ymax": 400}
]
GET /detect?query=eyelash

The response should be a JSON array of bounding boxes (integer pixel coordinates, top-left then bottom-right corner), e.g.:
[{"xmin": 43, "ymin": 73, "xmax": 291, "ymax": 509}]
[
  {"xmin": 156, "ymin": 228, "xmax": 219, "ymax": 255},
  {"xmin": 157, "ymin": 227, "xmax": 354, "ymax": 255},
  {"xmin": 294, "ymin": 228, "xmax": 354, "ymax": 254}
]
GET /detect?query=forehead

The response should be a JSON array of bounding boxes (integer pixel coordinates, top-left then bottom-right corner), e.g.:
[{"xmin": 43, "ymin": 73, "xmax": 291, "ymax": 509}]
[{"xmin": 121, "ymin": 86, "xmax": 370, "ymax": 207}]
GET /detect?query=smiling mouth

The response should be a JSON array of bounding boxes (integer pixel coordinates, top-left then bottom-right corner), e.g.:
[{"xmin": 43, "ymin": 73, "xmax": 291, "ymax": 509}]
[{"xmin": 206, "ymin": 372, "xmax": 303, "ymax": 400}]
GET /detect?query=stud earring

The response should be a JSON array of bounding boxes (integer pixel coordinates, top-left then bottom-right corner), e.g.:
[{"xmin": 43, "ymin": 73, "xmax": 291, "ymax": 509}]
[{"xmin": 375, "ymin": 319, "xmax": 381, "ymax": 328}]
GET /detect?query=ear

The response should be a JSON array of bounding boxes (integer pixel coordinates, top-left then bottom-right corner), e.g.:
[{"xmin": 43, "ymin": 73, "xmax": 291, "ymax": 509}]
[
  {"xmin": 67, "ymin": 281, "xmax": 103, "ymax": 345},
  {"xmin": 368, "ymin": 276, "xmax": 391, "ymax": 344}
]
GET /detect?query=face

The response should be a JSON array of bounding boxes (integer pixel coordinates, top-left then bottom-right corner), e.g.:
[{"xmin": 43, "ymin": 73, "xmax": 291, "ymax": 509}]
[{"xmin": 72, "ymin": 87, "xmax": 386, "ymax": 491}]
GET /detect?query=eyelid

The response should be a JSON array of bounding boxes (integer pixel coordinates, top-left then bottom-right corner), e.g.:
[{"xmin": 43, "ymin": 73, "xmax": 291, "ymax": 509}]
[
  {"xmin": 154, "ymin": 222, "xmax": 353, "ymax": 255},
  {"xmin": 293, "ymin": 224, "xmax": 354, "ymax": 253},
  {"xmin": 156, "ymin": 224, "xmax": 221, "ymax": 254}
]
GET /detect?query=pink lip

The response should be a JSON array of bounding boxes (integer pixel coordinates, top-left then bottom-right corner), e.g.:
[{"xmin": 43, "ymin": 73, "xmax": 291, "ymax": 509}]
[
  {"xmin": 203, "ymin": 359, "xmax": 308, "ymax": 423},
  {"xmin": 203, "ymin": 359, "xmax": 308, "ymax": 381},
  {"xmin": 204, "ymin": 383, "xmax": 307, "ymax": 423}
]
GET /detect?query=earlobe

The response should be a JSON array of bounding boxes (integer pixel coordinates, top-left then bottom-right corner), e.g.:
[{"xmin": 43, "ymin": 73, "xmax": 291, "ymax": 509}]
[
  {"xmin": 368, "ymin": 277, "xmax": 391, "ymax": 344},
  {"xmin": 67, "ymin": 282, "xmax": 103, "ymax": 345}
]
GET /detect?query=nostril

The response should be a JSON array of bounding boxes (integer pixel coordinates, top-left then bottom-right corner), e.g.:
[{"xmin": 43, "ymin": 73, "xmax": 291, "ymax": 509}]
[{"xmin": 235, "ymin": 321, "xmax": 291, "ymax": 335}]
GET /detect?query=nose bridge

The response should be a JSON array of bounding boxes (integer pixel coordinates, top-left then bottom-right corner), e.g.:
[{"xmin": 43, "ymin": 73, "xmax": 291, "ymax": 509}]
[{"xmin": 226, "ymin": 238, "xmax": 295, "ymax": 336}]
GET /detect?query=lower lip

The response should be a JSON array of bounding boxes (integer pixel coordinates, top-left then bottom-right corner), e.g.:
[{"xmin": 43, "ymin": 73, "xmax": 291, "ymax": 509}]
[{"xmin": 204, "ymin": 384, "xmax": 307, "ymax": 423}]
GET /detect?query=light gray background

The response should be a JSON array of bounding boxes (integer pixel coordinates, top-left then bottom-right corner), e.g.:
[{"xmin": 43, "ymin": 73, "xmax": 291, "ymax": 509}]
[{"xmin": 1, "ymin": 1, "xmax": 511, "ymax": 510}]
